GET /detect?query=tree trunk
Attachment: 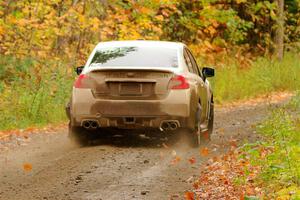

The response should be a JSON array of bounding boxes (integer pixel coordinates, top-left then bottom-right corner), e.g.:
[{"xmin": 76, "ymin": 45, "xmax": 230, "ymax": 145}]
[{"xmin": 274, "ymin": 0, "xmax": 284, "ymax": 61}]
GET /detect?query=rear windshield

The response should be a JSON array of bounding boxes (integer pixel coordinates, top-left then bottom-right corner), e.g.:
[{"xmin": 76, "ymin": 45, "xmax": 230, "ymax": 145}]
[{"xmin": 89, "ymin": 46, "xmax": 178, "ymax": 68}]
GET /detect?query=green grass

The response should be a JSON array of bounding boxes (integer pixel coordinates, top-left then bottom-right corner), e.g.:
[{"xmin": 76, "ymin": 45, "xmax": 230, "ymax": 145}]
[
  {"xmin": 0, "ymin": 52, "xmax": 299, "ymax": 131},
  {"xmin": 211, "ymin": 52, "xmax": 300, "ymax": 103},
  {"xmin": 241, "ymin": 93, "xmax": 300, "ymax": 199},
  {"xmin": 0, "ymin": 56, "xmax": 74, "ymax": 130}
]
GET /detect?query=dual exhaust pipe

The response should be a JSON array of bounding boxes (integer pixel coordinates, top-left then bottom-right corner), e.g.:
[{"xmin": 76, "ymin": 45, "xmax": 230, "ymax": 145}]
[
  {"xmin": 83, "ymin": 119, "xmax": 179, "ymax": 131},
  {"xmin": 82, "ymin": 120, "xmax": 99, "ymax": 129},
  {"xmin": 160, "ymin": 120, "xmax": 179, "ymax": 131}
]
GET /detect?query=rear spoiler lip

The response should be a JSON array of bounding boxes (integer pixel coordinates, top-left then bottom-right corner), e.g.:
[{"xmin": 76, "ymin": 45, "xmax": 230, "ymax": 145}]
[{"xmin": 84, "ymin": 66, "xmax": 178, "ymax": 74}]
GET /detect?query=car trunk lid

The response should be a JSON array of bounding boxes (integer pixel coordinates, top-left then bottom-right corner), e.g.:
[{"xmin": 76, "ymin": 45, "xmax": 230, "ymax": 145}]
[{"xmin": 85, "ymin": 67, "xmax": 175, "ymax": 100}]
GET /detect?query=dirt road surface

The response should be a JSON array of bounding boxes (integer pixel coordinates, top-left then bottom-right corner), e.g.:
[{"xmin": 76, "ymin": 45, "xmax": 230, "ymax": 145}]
[{"xmin": 0, "ymin": 98, "xmax": 288, "ymax": 200}]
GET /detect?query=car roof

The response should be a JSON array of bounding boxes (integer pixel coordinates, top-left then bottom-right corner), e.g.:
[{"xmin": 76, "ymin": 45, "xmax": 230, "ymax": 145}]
[{"xmin": 95, "ymin": 40, "xmax": 185, "ymax": 50}]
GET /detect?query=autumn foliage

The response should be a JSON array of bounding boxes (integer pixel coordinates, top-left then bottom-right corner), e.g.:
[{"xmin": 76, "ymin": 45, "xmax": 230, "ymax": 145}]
[{"xmin": 0, "ymin": 0, "xmax": 299, "ymax": 64}]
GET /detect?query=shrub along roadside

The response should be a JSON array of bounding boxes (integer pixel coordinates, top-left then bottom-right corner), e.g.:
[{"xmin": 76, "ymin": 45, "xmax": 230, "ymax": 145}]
[{"xmin": 0, "ymin": 53, "xmax": 299, "ymax": 131}]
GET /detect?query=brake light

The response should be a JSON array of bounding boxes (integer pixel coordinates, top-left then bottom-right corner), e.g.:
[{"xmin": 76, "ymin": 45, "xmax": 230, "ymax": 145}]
[
  {"xmin": 169, "ymin": 75, "xmax": 190, "ymax": 89},
  {"xmin": 74, "ymin": 74, "xmax": 87, "ymax": 88}
]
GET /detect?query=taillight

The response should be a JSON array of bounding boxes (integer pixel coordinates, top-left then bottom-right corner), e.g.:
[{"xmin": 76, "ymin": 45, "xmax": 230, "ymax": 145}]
[
  {"xmin": 169, "ymin": 75, "xmax": 190, "ymax": 89},
  {"xmin": 74, "ymin": 74, "xmax": 87, "ymax": 88}
]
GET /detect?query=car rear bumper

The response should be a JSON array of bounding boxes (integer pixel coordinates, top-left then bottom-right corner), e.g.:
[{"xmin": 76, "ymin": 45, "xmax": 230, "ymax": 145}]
[{"xmin": 70, "ymin": 88, "xmax": 195, "ymax": 129}]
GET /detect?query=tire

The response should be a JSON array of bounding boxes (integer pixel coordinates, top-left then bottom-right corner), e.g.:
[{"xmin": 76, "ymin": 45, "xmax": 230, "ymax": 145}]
[
  {"xmin": 189, "ymin": 126, "xmax": 201, "ymax": 148},
  {"xmin": 68, "ymin": 123, "xmax": 90, "ymax": 146},
  {"xmin": 188, "ymin": 103, "xmax": 202, "ymax": 148},
  {"xmin": 207, "ymin": 101, "xmax": 214, "ymax": 135},
  {"xmin": 199, "ymin": 101, "xmax": 214, "ymax": 144}
]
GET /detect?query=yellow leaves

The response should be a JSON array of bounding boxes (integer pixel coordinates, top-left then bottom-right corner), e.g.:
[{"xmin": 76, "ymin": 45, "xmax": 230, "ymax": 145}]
[
  {"xmin": 6, "ymin": 15, "xmax": 17, "ymax": 24},
  {"xmin": 23, "ymin": 163, "xmax": 32, "ymax": 172},
  {"xmin": 16, "ymin": 19, "xmax": 31, "ymax": 27},
  {"xmin": 139, "ymin": 7, "xmax": 152, "ymax": 15},
  {"xmin": 203, "ymin": 40, "xmax": 213, "ymax": 49},
  {"xmin": 204, "ymin": 25, "xmax": 217, "ymax": 36},
  {"xmin": 37, "ymin": 51, "xmax": 48, "ymax": 59},
  {"xmin": 118, "ymin": 23, "xmax": 142, "ymax": 40},
  {"xmin": 90, "ymin": 17, "xmax": 100, "ymax": 32},
  {"xmin": 78, "ymin": 15, "xmax": 85, "ymax": 24},
  {"xmin": 236, "ymin": 0, "xmax": 247, "ymax": 4},
  {"xmin": 270, "ymin": 10, "xmax": 276, "ymax": 20},
  {"xmin": 0, "ymin": 25, "xmax": 5, "ymax": 36},
  {"xmin": 276, "ymin": 185, "xmax": 300, "ymax": 200},
  {"xmin": 155, "ymin": 15, "xmax": 164, "ymax": 22}
]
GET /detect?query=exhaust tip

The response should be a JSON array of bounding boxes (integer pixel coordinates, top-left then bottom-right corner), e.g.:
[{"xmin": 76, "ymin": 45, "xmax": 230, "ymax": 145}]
[
  {"xmin": 170, "ymin": 122, "xmax": 178, "ymax": 130},
  {"xmin": 90, "ymin": 121, "xmax": 98, "ymax": 129},
  {"xmin": 161, "ymin": 122, "xmax": 170, "ymax": 131},
  {"xmin": 82, "ymin": 120, "xmax": 99, "ymax": 129},
  {"xmin": 160, "ymin": 120, "xmax": 180, "ymax": 131},
  {"xmin": 83, "ymin": 121, "xmax": 91, "ymax": 129}
]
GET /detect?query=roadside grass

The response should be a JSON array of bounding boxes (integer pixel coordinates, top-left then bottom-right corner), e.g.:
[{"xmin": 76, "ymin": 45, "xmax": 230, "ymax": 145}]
[
  {"xmin": 0, "ymin": 56, "xmax": 74, "ymax": 131},
  {"xmin": 211, "ymin": 52, "xmax": 300, "ymax": 104},
  {"xmin": 240, "ymin": 92, "xmax": 300, "ymax": 199},
  {"xmin": 0, "ymin": 52, "xmax": 299, "ymax": 131}
]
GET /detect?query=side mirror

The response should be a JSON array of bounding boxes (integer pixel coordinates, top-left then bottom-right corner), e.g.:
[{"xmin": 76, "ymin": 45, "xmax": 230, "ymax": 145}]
[
  {"xmin": 75, "ymin": 66, "xmax": 84, "ymax": 75},
  {"xmin": 202, "ymin": 67, "xmax": 215, "ymax": 78}
]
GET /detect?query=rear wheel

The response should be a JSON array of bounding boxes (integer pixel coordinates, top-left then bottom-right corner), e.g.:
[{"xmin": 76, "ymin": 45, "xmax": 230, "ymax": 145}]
[
  {"xmin": 188, "ymin": 103, "xmax": 202, "ymax": 148},
  {"xmin": 199, "ymin": 101, "xmax": 214, "ymax": 144},
  {"xmin": 207, "ymin": 101, "xmax": 214, "ymax": 135},
  {"xmin": 189, "ymin": 123, "xmax": 201, "ymax": 148}
]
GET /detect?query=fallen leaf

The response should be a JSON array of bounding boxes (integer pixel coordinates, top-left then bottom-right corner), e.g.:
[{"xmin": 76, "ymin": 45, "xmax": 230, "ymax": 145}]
[
  {"xmin": 23, "ymin": 163, "xmax": 32, "ymax": 172},
  {"xmin": 184, "ymin": 191, "xmax": 194, "ymax": 200},
  {"xmin": 171, "ymin": 156, "xmax": 181, "ymax": 165},
  {"xmin": 200, "ymin": 147, "xmax": 209, "ymax": 156},
  {"xmin": 193, "ymin": 181, "xmax": 200, "ymax": 189},
  {"xmin": 188, "ymin": 157, "xmax": 196, "ymax": 164},
  {"xmin": 25, "ymin": 127, "xmax": 35, "ymax": 132}
]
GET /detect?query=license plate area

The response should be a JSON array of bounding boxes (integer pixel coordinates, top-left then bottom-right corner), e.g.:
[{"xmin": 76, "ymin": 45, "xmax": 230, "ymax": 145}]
[{"xmin": 119, "ymin": 83, "xmax": 142, "ymax": 96}]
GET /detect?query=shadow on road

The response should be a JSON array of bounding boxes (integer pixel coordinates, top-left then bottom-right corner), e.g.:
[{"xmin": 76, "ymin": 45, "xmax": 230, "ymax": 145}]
[{"xmin": 81, "ymin": 129, "xmax": 190, "ymax": 149}]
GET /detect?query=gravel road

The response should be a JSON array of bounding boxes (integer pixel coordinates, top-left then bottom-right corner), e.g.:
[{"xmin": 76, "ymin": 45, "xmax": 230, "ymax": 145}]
[{"xmin": 0, "ymin": 101, "xmax": 283, "ymax": 200}]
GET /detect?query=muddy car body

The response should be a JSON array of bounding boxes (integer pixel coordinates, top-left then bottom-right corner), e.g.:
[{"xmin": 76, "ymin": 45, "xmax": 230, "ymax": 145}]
[{"xmin": 67, "ymin": 41, "xmax": 214, "ymax": 146}]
